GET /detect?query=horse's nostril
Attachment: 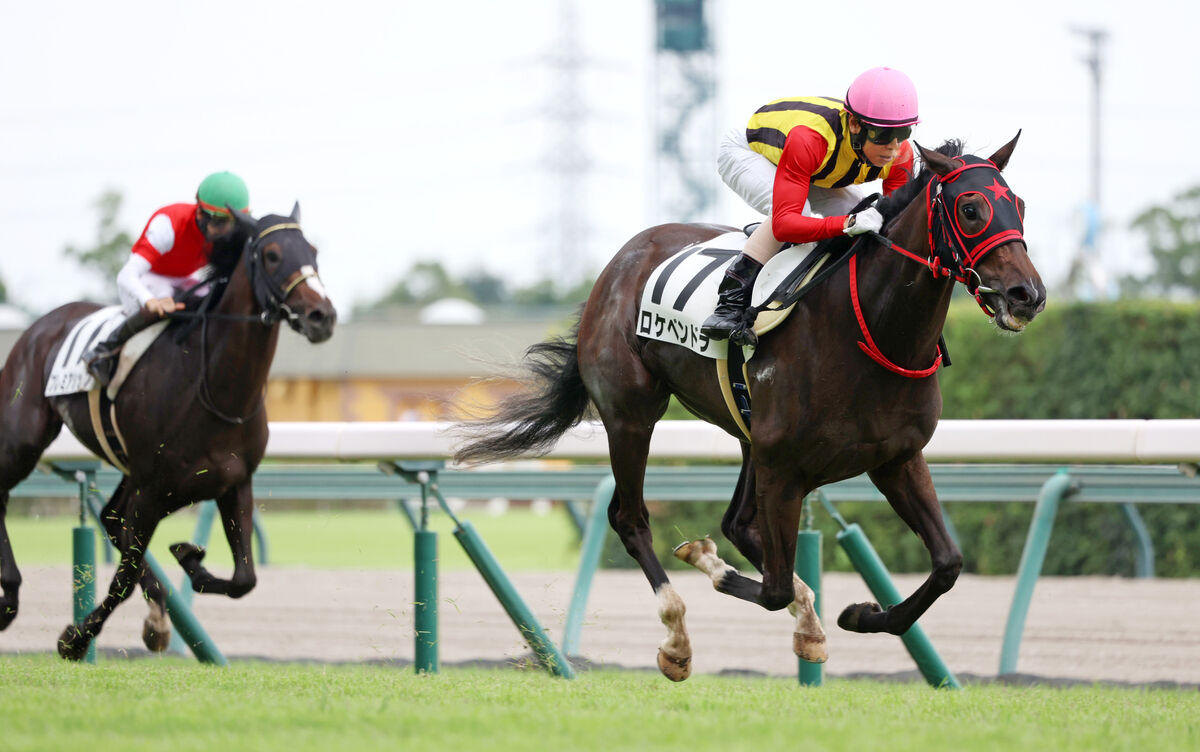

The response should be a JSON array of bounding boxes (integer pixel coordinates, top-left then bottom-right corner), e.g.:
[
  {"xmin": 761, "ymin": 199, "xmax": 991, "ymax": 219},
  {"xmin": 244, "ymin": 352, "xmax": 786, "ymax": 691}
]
[
  {"xmin": 307, "ymin": 309, "xmax": 325, "ymax": 325},
  {"xmin": 1007, "ymin": 284, "xmax": 1033, "ymax": 305}
]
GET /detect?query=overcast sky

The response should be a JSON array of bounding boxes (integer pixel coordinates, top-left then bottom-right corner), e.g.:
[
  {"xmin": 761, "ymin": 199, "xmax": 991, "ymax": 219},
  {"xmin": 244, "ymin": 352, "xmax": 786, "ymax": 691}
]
[{"xmin": 2, "ymin": 0, "xmax": 1196, "ymax": 317}]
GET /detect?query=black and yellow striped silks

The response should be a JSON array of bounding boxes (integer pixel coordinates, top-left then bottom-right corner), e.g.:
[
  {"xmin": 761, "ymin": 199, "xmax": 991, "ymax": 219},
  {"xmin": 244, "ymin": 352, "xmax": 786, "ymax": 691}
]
[{"xmin": 746, "ymin": 96, "xmax": 906, "ymax": 189}]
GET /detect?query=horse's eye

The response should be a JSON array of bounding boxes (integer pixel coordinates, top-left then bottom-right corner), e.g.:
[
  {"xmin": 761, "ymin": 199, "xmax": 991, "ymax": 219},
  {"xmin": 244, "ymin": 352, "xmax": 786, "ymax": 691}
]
[
  {"xmin": 265, "ymin": 249, "xmax": 282, "ymax": 264},
  {"xmin": 962, "ymin": 204, "xmax": 978, "ymax": 220}
]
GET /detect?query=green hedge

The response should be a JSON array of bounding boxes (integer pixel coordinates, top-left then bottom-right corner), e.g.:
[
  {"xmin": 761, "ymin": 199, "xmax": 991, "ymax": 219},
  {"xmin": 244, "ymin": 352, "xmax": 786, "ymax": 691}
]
[
  {"xmin": 616, "ymin": 300, "xmax": 1200, "ymax": 577},
  {"xmin": 939, "ymin": 297, "xmax": 1200, "ymax": 419}
]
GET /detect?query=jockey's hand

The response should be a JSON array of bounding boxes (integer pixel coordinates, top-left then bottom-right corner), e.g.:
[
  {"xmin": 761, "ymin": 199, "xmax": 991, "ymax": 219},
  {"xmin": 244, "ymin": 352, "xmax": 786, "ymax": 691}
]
[
  {"xmin": 144, "ymin": 297, "xmax": 184, "ymax": 318},
  {"xmin": 845, "ymin": 207, "xmax": 883, "ymax": 236}
]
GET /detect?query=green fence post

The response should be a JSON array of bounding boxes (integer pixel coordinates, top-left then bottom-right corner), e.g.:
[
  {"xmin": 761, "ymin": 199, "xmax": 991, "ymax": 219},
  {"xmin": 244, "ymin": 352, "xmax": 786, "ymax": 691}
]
[
  {"xmin": 414, "ymin": 528, "xmax": 439, "ymax": 674},
  {"xmin": 562, "ymin": 474, "xmax": 614, "ymax": 657},
  {"xmin": 71, "ymin": 510, "xmax": 97, "ymax": 665},
  {"xmin": 999, "ymin": 469, "xmax": 1073, "ymax": 674},
  {"xmin": 453, "ymin": 520, "xmax": 575, "ymax": 678},
  {"xmin": 795, "ymin": 494, "xmax": 822, "ymax": 687},
  {"xmin": 1119, "ymin": 503, "xmax": 1155, "ymax": 579},
  {"xmin": 836, "ymin": 522, "xmax": 960, "ymax": 689},
  {"xmin": 68, "ymin": 468, "xmax": 98, "ymax": 664}
]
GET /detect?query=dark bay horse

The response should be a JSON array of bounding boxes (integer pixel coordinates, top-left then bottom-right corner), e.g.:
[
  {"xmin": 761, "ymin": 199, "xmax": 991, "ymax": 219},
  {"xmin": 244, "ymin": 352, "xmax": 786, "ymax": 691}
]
[
  {"xmin": 0, "ymin": 204, "xmax": 336, "ymax": 660},
  {"xmin": 456, "ymin": 137, "xmax": 1045, "ymax": 680}
]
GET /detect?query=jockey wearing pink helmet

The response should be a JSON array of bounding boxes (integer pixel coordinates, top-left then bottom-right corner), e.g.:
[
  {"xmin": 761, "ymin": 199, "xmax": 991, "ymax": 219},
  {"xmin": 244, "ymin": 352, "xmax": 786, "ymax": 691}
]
[{"xmin": 705, "ymin": 67, "xmax": 921, "ymax": 345}]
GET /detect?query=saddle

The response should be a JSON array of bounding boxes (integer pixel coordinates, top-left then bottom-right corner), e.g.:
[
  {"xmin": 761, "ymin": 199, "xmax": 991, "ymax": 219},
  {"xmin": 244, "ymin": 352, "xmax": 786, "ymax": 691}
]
[{"xmin": 45, "ymin": 307, "xmax": 169, "ymax": 472}]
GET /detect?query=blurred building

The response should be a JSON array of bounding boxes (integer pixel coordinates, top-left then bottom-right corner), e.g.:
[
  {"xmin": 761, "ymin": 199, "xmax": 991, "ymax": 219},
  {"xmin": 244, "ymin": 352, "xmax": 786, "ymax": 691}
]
[{"xmin": 0, "ymin": 305, "xmax": 574, "ymax": 422}]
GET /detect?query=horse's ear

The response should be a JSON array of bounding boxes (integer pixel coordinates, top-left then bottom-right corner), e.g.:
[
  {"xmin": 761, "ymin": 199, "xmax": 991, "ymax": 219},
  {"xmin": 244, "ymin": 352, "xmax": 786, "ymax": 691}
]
[
  {"xmin": 230, "ymin": 206, "xmax": 257, "ymax": 234},
  {"xmin": 914, "ymin": 141, "xmax": 957, "ymax": 178},
  {"xmin": 987, "ymin": 130, "xmax": 1022, "ymax": 172},
  {"xmin": 290, "ymin": 201, "xmax": 301, "ymax": 224}
]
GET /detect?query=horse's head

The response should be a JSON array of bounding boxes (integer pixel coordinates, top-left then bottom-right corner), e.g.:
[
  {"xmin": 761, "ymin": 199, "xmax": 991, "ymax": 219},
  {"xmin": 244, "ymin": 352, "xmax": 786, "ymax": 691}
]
[
  {"xmin": 916, "ymin": 134, "xmax": 1046, "ymax": 332},
  {"xmin": 231, "ymin": 203, "xmax": 337, "ymax": 343}
]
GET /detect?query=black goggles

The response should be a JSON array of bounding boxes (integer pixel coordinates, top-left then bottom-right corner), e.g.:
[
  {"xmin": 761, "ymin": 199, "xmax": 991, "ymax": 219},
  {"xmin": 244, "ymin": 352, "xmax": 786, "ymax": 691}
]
[
  {"xmin": 863, "ymin": 124, "xmax": 912, "ymax": 145},
  {"xmin": 201, "ymin": 208, "xmax": 234, "ymax": 224}
]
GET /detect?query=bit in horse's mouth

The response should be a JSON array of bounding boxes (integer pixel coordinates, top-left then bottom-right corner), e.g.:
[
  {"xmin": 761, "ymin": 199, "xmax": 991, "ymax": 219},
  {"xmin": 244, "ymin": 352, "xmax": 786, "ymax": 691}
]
[{"xmin": 987, "ymin": 297, "xmax": 1028, "ymax": 332}]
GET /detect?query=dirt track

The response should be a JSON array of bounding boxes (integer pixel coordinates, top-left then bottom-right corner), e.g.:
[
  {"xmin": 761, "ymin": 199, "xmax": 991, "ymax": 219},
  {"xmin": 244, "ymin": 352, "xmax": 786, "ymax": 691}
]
[{"xmin": 5, "ymin": 565, "xmax": 1200, "ymax": 685}]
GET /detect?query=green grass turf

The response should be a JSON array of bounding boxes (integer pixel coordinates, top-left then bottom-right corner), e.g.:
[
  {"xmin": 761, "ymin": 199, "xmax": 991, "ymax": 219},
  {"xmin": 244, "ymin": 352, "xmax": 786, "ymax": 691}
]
[
  {"xmin": 4, "ymin": 507, "xmax": 583, "ymax": 571},
  {"xmin": 0, "ymin": 654, "xmax": 1196, "ymax": 752}
]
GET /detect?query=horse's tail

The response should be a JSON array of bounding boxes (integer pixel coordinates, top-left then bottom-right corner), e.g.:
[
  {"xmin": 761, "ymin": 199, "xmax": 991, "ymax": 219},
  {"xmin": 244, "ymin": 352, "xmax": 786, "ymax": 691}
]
[{"xmin": 453, "ymin": 320, "xmax": 592, "ymax": 466}]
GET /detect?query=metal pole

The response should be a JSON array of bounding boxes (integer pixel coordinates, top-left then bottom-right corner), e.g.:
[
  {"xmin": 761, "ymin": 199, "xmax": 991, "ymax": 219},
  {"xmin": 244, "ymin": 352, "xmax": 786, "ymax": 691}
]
[
  {"xmin": 71, "ymin": 470, "xmax": 97, "ymax": 663},
  {"xmin": 562, "ymin": 474, "xmax": 614, "ymax": 656},
  {"xmin": 453, "ymin": 521, "xmax": 575, "ymax": 679},
  {"xmin": 999, "ymin": 469, "xmax": 1073, "ymax": 674},
  {"xmin": 413, "ymin": 473, "xmax": 438, "ymax": 673},
  {"xmin": 1119, "ymin": 503, "xmax": 1155, "ymax": 578},
  {"xmin": 414, "ymin": 529, "xmax": 438, "ymax": 674}
]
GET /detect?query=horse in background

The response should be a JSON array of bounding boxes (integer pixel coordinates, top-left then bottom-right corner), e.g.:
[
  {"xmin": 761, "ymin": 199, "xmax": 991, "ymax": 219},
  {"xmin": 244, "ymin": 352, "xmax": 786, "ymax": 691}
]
[{"xmin": 0, "ymin": 204, "xmax": 336, "ymax": 660}]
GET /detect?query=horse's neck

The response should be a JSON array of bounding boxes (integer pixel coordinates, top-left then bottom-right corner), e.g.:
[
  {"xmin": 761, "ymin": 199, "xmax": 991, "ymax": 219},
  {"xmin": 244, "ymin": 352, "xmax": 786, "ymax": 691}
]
[
  {"xmin": 202, "ymin": 261, "xmax": 281, "ymax": 399},
  {"xmin": 851, "ymin": 194, "xmax": 954, "ymax": 359}
]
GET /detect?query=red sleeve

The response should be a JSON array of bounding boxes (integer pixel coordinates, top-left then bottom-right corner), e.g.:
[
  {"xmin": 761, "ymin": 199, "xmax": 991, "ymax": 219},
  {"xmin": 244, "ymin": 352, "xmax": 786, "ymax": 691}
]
[
  {"xmin": 881, "ymin": 141, "xmax": 915, "ymax": 196},
  {"xmin": 770, "ymin": 127, "xmax": 850, "ymax": 243}
]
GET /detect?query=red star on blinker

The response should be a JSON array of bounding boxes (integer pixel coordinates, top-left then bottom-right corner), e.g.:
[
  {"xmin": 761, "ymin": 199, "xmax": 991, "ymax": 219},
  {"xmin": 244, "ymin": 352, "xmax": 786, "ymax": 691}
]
[{"xmin": 985, "ymin": 178, "xmax": 1012, "ymax": 202}]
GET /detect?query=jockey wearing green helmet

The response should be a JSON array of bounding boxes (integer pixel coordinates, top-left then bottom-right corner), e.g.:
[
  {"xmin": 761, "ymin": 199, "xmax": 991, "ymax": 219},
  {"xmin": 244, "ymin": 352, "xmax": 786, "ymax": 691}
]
[{"xmin": 82, "ymin": 171, "xmax": 251, "ymax": 388}]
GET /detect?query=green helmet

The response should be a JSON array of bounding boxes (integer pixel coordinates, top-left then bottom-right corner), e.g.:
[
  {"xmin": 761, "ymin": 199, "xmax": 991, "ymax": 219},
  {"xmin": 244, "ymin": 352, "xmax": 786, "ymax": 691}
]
[{"xmin": 196, "ymin": 171, "xmax": 249, "ymax": 216}]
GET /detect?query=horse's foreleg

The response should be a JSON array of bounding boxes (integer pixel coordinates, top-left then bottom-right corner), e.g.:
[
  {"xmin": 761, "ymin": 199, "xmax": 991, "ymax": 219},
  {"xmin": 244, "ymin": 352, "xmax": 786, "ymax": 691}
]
[
  {"xmin": 58, "ymin": 514, "xmax": 159, "ymax": 660},
  {"xmin": 170, "ymin": 482, "xmax": 256, "ymax": 598},
  {"xmin": 839, "ymin": 454, "xmax": 962, "ymax": 635},
  {"xmin": 0, "ymin": 492, "xmax": 20, "ymax": 630}
]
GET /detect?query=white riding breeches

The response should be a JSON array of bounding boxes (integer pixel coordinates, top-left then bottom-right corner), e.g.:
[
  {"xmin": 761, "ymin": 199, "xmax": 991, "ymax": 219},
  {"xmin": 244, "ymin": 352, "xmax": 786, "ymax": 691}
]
[{"xmin": 716, "ymin": 126, "xmax": 868, "ymax": 219}]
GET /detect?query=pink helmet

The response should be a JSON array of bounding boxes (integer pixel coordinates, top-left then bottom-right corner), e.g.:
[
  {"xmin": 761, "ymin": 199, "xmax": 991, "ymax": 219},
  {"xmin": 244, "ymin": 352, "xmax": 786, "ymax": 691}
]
[{"xmin": 844, "ymin": 67, "xmax": 920, "ymax": 127}]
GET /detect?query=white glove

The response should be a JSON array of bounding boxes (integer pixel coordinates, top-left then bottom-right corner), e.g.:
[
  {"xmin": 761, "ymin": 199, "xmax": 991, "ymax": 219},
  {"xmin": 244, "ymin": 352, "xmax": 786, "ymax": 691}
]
[{"xmin": 844, "ymin": 207, "xmax": 883, "ymax": 236}]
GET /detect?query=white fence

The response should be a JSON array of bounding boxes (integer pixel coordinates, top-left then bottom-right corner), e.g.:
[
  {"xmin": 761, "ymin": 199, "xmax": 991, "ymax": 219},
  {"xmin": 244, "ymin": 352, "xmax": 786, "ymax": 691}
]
[{"xmin": 42, "ymin": 419, "xmax": 1200, "ymax": 465}]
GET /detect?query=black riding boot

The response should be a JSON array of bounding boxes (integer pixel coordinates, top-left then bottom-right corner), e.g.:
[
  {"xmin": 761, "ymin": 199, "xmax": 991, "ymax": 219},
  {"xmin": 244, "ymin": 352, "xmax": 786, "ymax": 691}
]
[
  {"xmin": 700, "ymin": 254, "xmax": 764, "ymax": 344},
  {"xmin": 82, "ymin": 309, "xmax": 161, "ymax": 388}
]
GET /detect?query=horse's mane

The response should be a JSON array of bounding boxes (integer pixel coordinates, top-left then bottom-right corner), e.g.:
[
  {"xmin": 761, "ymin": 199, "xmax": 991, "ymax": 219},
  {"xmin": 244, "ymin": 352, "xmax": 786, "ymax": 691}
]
[
  {"xmin": 876, "ymin": 139, "xmax": 964, "ymax": 221},
  {"xmin": 168, "ymin": 227, "xmax": 251, "ymax": 342}
]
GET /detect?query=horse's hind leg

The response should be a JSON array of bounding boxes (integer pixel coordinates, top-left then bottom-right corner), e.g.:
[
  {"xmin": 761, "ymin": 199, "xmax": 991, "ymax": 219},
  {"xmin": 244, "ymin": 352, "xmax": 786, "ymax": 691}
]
[
  {"xmin": 602, "ymin": 414, "xmax": 696, "ymax": 681},
  {"xmin": 96, "ymin": 480, "xmax": 172, "ymax": 652},
  {"xmin": 582, "ymin": 343, "xmax": 689, "ymax": 678},
  {"xmin": 674, "ymin": 450, "xmax": 827, "ymax": 663},
  {"xmin": 0, "ymin": 376, "xmax": 65, "ymax": 630},
  {"xmin": 0, "ymin": 491, "xmax": 20, "ymax": 630}
]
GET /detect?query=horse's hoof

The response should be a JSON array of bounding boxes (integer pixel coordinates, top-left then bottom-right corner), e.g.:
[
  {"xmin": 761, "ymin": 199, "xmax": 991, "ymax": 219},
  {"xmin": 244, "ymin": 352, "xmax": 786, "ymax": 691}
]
[
  {"xmin": 57, "ymin": 624, "xmax": 90, "ymax": 661},
  {"xmin": 142, "ymin": 618, "xmax": 172, "ymax": 652},
  {"xmin": 169, "ymin": 542, "xmax": 205, "ymax": 567},
  {"xmin": 0, "ymin": 599, "xmax": 16, "ymax": 631},
  {"xmin": 657, "ymin": 648, "xmax": 692, "ymax": 682},
  {"xmin": 837, "ymin": 601, "xmax": 883, "ymax": 633},
  {"xmin": 672, "ymin": 537, "xmax": 716, "ymax": 565},
  {"xmin": 793, "ymin": 632, "xmax": 828, "ymax": 663}
]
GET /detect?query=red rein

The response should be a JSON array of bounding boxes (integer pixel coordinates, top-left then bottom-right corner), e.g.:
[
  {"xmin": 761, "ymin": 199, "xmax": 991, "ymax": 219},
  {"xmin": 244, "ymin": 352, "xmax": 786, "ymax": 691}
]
[{"xmin": 848, "ymin": 254, "xmax": 943, "ymax": 378}]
